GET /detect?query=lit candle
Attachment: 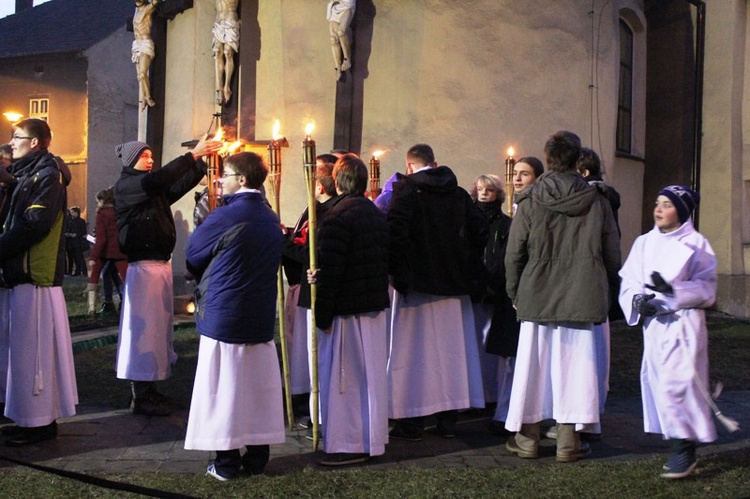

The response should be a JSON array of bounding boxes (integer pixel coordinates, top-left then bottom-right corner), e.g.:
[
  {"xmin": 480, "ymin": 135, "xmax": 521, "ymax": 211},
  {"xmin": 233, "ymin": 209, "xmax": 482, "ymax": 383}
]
[
  {"xmin": 505, "ymin": 146, "xmax": 516, "ymax": 217},
  {"xmin": 303, "ymin": 122, "xmax": 316, "ymax": 167},
  {"xmin": 268, "ymin": 119, "xmax": 282, "ymax": 177},
  {"xmin": 206, "ymin": 127, "xmax": 225, "ymax": 213},
  {"xmin": 369, "ymin": 150, "xmax": 385, "ymax": 200}
]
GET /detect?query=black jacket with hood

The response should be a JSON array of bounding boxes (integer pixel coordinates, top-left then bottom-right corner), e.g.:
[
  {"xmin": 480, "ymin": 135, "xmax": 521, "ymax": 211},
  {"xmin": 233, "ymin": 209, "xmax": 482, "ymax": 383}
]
[{"xmin": 388, "ymin": 166, "xmax": 488, "ymax": 296}]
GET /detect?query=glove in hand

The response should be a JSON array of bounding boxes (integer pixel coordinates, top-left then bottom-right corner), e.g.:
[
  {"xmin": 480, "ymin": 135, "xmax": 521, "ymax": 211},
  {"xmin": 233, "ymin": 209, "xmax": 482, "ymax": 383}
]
[
  {"xmin": 645, "ymin": 271, "xmax": 673, "ymax": 295},
  {"xmin": 633, "ymin": 293, "xmax": 657, "ymax": 317}
]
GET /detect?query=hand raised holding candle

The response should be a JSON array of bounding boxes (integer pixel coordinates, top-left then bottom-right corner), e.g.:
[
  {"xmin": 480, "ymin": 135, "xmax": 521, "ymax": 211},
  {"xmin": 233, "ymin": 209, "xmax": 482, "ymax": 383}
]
[{"xmin": 189, "ymin": 134, "xmax": 223, "ymax": 159}]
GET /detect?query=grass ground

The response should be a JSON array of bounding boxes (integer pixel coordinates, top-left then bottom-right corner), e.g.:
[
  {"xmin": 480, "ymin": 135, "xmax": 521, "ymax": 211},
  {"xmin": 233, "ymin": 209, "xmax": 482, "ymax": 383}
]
[
  {"xmin": 0, "ymin": 283, "xmax": 748, "ymax": 497},
  {"xmin": 1, "ymin": 454, "xmax": 749, "ymax": 498}
]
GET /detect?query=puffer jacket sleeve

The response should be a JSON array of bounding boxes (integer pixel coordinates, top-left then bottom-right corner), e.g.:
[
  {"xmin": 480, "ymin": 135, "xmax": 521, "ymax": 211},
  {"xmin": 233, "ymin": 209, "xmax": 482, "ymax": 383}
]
[{"xmin": 186, "ymin": 205, "xmax": 228, "ymax": 282}]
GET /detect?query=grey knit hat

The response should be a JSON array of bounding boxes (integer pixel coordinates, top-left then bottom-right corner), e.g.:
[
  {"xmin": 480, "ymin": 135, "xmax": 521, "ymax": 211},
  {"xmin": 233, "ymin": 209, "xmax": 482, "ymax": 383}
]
[{"xmin": 115, "ymin": 141, "xmax": 151, "ymax": 168}]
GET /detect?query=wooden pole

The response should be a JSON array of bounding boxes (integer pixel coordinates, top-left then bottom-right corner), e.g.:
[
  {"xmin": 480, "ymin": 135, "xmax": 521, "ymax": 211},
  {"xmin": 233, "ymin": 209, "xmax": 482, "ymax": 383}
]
[
  {"xmin": 268, "ymin": 139, "xmax": 294, "ymax": 430},
  {"xmin": 302, "ymin": 132, "xmax": 320, "ymax": 450}
]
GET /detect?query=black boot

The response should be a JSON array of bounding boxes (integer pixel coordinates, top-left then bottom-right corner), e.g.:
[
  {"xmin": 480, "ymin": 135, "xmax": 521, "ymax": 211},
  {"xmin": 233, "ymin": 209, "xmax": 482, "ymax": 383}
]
[
  {"xmin": 98, "ymin": 302, "xmax": 117, "ymax": 316},
  {"xmin": 5, "ymin": 421, "xmax": 58, "ymax": 446}
]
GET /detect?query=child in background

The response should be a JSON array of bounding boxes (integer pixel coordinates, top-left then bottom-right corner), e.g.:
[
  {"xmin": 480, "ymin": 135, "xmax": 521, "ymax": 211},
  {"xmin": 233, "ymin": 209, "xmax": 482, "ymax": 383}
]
[{"xmin": 619, "ymin": 185, "xmax": 717, "ymax": 479}]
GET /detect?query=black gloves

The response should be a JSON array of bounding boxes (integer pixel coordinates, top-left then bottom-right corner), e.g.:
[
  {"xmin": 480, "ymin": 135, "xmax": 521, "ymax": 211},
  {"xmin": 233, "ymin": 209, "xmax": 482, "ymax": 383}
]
[
  {"xmin": 645, "ymin": 271, "xmax": 673, "ymax": 295},
  {"xmin": 633, "ymin": 293, "xmax": 657, "ymax": 317}
]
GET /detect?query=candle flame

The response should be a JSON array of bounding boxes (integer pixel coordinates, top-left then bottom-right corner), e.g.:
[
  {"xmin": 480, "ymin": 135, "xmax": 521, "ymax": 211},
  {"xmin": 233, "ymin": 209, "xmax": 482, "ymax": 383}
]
[
  {"xmin": 3, "ymin": 111, "xmax": 23, "ymax": 123},
  {"xmin": 372, "ymin": 150, "xmax": 386, "ymax": 159},
  {"xmin": 305, "ymin": 122, "xmax": 315, "ymax": 136},
  {"xmin": 507, "ymin": 146, "xmax": 515, "ymax": 157},
  {"xmin": 214, "ymin": 127, "xmax": 224, "ymax": 142},
  {"xmin": 227, "ymin": 140, "xmax": 243, "ymax": 154},
  {"xmin": 272, "ymin": 120, "xmax": 282, "ymax": 140}
]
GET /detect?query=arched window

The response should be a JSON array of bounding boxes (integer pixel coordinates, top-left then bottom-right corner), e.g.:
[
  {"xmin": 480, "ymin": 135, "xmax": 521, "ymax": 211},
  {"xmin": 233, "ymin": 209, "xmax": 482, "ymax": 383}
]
[{"xmin": 617, "ymin": 19, "xmax": 634, "ymax": 154}]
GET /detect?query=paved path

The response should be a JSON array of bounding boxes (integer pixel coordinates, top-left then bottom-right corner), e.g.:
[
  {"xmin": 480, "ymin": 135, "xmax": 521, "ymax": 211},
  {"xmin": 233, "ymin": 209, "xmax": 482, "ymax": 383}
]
[{"xmin": 0, "ymin": 324, "xmax": 748, "ymax": 477}]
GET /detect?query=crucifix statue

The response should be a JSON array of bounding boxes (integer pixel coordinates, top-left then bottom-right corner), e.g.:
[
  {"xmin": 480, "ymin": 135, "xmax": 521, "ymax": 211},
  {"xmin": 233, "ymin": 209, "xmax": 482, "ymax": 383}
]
[
  {"xmin": 327, "ymin": 0, "xmax": 356, "ymax": 80},
  {"xmin": 213, "ymin": 0, "xmax": 240, "ymax": 105},
  {"xmin": 132, "ymin": 0, "xmax": 160, "ymax": 111}
]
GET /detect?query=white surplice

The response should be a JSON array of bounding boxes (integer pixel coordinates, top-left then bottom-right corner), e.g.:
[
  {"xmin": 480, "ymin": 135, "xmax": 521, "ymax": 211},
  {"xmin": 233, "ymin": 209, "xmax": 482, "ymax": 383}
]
[
  {"xmin": 388, "ymin": 291, "xmax": 485, "ymax": 419},
  {"xmin": 504, "ymin": 321, "xmax": 600, "ymax": 432},
  {"xmin": 116, "ymin": 261, "xmax": 176, "ymax": 381},
  {"xmin": 6, "ymin": 285, "xmax": 78, "ymax": 427},
  {"xmin": 184, "ymin": 337, "xmax": 286, "ymax": 450},
  {"xmin": 284, "ymin": 285, "xmax": 310, "ymax": 395},
  {"xmin": 619, "ymin": 221, "xmax": 717, "ymax": 442},
  {"xmin": 318, "ymin": 311, "xmax": 389, "ymax": 456}
]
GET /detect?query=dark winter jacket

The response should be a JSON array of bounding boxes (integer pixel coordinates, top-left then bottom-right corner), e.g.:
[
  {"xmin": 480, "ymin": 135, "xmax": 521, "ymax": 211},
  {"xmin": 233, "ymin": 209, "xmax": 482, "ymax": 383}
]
[
  {"xmin": 388, "ymin": 166, "xmax": 489, "ymax": 296},
  {"xmin": 315, "ymin": 194, "xmax": 390, "ymax": 330},
  {"xmin": 0, "ymin": 150, "xmax": 71, "ymax": 287},
  {"xmin": 114, "ymin": 153, "xmax": 206, "ymax": 263},
  {"xmin": 65, "ymin": 215, "xmax": 88, "ymax": 250},
  {"xmin": 281, "ymin": 195, "xmax": 343, "ymax": 309},
  {"xmin": 473, "ymin": 201, "xmax": 520, "ymax": 357},
  {"xmin": 90, "ymin": 206, "xmax": 127, "ymax": 261},
  {"xmin": 587, "ymin": 177, "xmax": 621, "ymax": 234},
  {"xmin": 186, "ymin": 190, "xmax": 283, "ymax": 344},
  {"xmin": 505, "ymin": 171, "xmax": 621, "ymax": 323}
]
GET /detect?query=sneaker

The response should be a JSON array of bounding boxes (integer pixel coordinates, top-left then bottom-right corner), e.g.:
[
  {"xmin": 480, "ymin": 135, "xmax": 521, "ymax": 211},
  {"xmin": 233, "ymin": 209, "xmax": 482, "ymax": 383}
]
[
  {"xmin": 388, "ymin": 425, "xmax": 423, "ymax": 442},
  {"xmin": 206, "ymin": 463, "xmax": 231, "ymax": 482},
  {"xmin": 297, "ymin": 417, "xmax": 311, "ymax": 429},
  {"xmin": 556, "ymin": 442, "xmax": 592, "ymax": 463},
  {"xmin": 660, "ymin": 450, "xmax": 697, "ymax": 479},
  {"xmin": 98, "ymin": 302, "xmax": 117, "ymax": 316},
  {"xmin": 505, "ymin": 435, "xmax": 538, "ymax": 459},
  {"xmin": 305, "ymin": 426, "xmax": 324, "ymax": 441},
  {"xmin": 318, "ymin": 452, "xmax": 370, "ymax": 466}
]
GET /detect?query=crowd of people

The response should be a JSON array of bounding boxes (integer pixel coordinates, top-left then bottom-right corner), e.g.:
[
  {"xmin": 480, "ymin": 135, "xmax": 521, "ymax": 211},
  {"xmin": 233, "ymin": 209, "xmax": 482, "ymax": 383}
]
[{"xmin": 0, "ymin": 122, "xmax": 719, "ymax": 482}]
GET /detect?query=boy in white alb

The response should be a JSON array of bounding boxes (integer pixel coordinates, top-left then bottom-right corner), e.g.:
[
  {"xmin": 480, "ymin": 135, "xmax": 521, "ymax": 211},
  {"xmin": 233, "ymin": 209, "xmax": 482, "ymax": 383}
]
[{"xmin": 619, "ymin": 185, "xmax": 717, "ymax": 479}]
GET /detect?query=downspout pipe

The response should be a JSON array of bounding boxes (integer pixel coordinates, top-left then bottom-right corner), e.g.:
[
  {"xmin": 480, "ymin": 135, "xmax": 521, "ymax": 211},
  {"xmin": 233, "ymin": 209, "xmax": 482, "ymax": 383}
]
[{"xmin": 684, "ymin": 0, "xmax": 706, "ymax": 229}]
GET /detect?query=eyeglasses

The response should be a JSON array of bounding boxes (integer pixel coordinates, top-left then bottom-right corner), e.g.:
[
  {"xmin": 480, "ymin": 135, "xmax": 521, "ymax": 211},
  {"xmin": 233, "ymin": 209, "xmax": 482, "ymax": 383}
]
[
  {"xmin": 222, "ymin": 172, "xmax": 241, "ymax": 178},
  {"xmin": 11, "ymin": 136, "xmax": 32, "ymax": 141}
]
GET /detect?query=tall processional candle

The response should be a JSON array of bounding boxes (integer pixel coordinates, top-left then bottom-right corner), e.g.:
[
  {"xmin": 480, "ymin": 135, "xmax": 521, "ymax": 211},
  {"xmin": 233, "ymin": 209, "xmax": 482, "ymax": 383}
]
[
  {"xmin": 267, "ymin": 119, "xmax": 294, "ymax": 429},
  {"xmin": 369, "ymin": 150, "xmax": 384, "ymax": 200},
  {"xmin": 302, "ymin": 122, "xmax": 321, "ymax": 450},
  {"xmin": 206, "ymin": 127, "xmax": 225, "ymax": 213},
  {"xmin": 505, "ymin": 146, "xmax": 515, "ymax": 217}
]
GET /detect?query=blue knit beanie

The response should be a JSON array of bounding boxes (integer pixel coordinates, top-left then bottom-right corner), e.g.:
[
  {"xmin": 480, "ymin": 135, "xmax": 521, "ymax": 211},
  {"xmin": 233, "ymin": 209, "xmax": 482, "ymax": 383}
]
[{"xmin": 658, "ymin": 185, "xmax": 700, "ymax": 224}]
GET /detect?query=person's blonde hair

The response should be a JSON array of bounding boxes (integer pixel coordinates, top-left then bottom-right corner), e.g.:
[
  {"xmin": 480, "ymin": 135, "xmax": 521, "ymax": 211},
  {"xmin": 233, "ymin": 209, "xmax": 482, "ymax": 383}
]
[{"xmin": 471, "ymin": 174, "xmax": 506, "ymax": 205}]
